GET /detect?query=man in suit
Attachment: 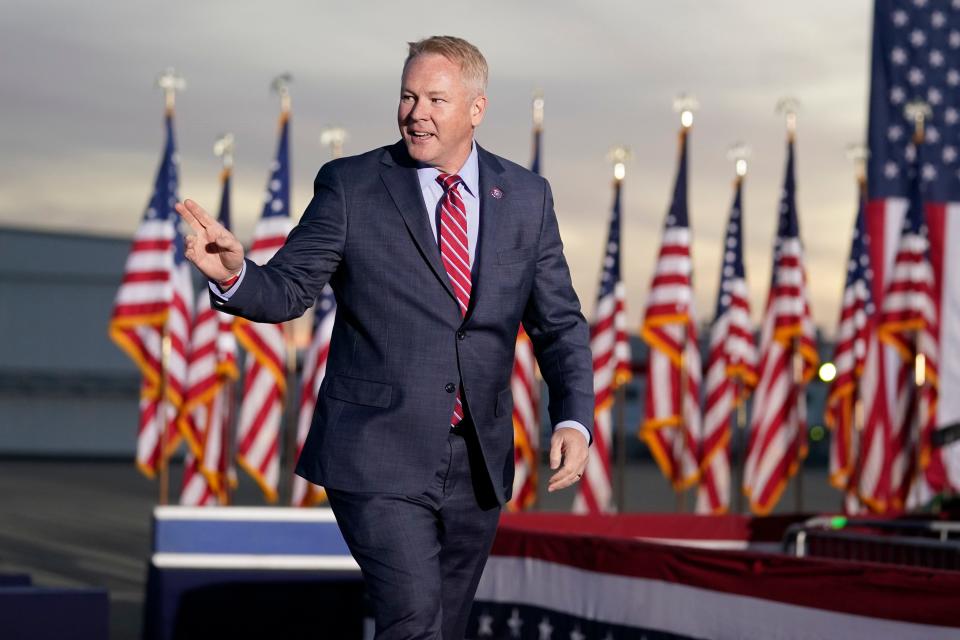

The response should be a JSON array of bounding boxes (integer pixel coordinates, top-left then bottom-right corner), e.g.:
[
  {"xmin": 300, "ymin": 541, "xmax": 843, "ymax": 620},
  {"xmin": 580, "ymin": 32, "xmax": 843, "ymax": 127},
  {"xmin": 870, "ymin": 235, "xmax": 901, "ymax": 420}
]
[{"xmin": 176, "ymin": 35, "xmax": 594, "ymax": 640}]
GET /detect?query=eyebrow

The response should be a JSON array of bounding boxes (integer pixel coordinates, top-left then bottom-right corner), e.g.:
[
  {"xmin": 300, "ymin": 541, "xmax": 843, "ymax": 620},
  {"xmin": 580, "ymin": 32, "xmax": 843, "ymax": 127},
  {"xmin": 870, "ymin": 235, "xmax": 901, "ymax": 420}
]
[{"xmin": 400, "ymin": 89, "xmax": 450, "ymax": 98}]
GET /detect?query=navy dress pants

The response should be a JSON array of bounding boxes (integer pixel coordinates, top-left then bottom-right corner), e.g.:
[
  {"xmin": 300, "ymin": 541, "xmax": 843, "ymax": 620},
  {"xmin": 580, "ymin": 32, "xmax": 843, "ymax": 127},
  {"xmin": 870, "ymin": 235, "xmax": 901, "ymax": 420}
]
[{"xmin": 326, "ymin": 421, "xmax": 502, "ymax": 640}]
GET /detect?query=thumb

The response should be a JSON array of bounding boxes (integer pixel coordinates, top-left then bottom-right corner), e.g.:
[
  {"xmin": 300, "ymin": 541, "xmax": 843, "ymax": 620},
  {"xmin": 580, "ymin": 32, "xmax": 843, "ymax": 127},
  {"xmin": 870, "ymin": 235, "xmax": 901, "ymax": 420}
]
[{"xmin": 549, "ymin": 435, "xmax": 563, "ymax": 470}]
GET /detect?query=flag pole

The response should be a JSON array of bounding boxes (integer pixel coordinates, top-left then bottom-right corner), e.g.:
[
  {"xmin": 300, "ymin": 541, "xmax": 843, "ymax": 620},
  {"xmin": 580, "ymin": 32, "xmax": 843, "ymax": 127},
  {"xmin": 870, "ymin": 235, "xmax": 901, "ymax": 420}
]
[
  {"xmin": 615, "ymin": 385, "xmax": 627, "ymax": 513},
  {"xmin": 845, "ymin": 146, "xmax": 869, "ymax": 514},
  {"xmin": 672, "ymin": 99, "xmax": 696, "ymax": 514},
  {"xmin": 269, "ymin": 74, "xmax": 302, "ymax": 505},
  {"xmin": 158, "ymin": 329, "xmax": 172, "ymax": 505},
  {"xmin": 610, "ymin": 151, "xmax": 628, "ymax": 514},
  {"xmin": 792, "ymin": 338, "xmax": 805, "ymax": 513},
  {"xmin": 734, "ymin": 381, "xmax": 747, "ymax": 514},
  {"xmin": 155, "ymin": 68, "xmax": 183, "ymax": 507},
  {"xmin": 223, "ymin": 381, "xmax": 237, "ymax": 505},
  {"xmin": 906, "ymin": 104, "xmax": 931, "ymax": 509},
  {"xmin": 214, "ymin": 133, "xmax": 237, "ymax": 506},
  {"xmin": 675, "ymin": 331, "xmax": 688, "ymax": 513},
  {"xmin": 728, "ymin": 145, "xmax": 750, "ymax": 515},
  {"xmin": 605, "ymin": 146, "xmax": 630, "ymax": 514},
  {"xmin": 777, "ymin": 98, "xmax": 806, "ymax": 514}
]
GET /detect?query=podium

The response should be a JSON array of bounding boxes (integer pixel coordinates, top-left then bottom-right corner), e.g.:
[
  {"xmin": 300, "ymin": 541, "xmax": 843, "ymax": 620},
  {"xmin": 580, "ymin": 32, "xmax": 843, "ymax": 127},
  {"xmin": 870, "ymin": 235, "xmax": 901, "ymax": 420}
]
[{"xmin": 143, "ymin": 506, "xmax": 365, "ymax": 640}]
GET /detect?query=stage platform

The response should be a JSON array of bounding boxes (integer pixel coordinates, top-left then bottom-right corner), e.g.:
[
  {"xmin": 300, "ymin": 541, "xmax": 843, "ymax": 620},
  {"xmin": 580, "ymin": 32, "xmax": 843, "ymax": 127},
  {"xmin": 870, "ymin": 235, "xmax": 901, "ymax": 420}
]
[{"xmin": 0, "ymin": 459, "xmax": 937, "ymax": 639}]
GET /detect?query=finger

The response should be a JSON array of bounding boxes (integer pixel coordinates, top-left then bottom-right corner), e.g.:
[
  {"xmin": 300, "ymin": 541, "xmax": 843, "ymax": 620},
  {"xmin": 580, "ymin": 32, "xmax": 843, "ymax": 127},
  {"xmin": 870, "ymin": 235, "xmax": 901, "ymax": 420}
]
[
  {"xmin": 174, "ymin": 202, "xmax": 204, "ymax": 233},
  {"xmin": 549, "ymin": 436, "xmax": 562, "ymax": 470},
  {"xmin": 183, "ymin": 236, "xmax": 201, "ymax": 264},
  {"xmin": 183, "ymin": 199, "xmax": 216, "ymax": 229},
  {"xmin": 547, "ymin": 465, "xmax": 581, "ymax": 492}
]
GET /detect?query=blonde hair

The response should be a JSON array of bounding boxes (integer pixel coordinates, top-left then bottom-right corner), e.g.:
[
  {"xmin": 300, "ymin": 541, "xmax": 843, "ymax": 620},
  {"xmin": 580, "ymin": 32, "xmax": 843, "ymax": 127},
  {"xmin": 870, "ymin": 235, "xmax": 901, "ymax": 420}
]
[{"xmin": 405, "ymin": 36, "xmax": 488, "ymax": 96}]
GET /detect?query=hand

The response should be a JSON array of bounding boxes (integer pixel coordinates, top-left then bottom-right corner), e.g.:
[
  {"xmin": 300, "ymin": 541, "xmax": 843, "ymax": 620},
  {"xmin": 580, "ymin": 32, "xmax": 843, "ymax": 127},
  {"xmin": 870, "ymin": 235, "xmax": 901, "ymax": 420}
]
[
  {"xmin": 175, "ymin": 199, "xmax": 245, "ymax": 283},
  {"xmin": 547, "ymin": 428, "xmax": 588, "ymax": 492}
]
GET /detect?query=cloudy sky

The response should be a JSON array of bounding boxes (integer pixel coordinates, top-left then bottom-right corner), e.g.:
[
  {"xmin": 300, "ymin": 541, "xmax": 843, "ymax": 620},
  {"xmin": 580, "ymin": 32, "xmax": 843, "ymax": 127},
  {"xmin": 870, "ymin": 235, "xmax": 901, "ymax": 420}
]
[{"xmin": 0, "ymin": 0, "xmax": 873, "ymax": 334}]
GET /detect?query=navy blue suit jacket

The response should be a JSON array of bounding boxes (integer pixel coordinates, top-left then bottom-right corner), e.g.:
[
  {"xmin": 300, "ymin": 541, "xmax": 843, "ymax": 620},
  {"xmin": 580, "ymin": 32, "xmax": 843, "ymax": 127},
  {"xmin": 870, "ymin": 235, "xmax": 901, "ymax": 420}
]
[{"xmin": 214, "ymin": 141, "xmax": 594, "ymax": 504}]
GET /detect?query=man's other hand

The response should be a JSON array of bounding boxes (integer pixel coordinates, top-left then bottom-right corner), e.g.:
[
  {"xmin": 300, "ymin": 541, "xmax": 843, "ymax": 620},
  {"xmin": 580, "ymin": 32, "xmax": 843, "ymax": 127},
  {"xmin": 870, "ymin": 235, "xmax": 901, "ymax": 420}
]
[{"xmin": 547, "ymin": 428, "xmax": 589, "ymax": 492}]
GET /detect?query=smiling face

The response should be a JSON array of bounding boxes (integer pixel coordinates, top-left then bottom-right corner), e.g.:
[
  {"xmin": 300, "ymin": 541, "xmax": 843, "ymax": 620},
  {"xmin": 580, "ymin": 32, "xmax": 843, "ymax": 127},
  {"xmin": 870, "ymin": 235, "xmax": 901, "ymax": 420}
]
[{"xmin": 398, "ymin": 53, "xmax": 487, "ymax": 173}]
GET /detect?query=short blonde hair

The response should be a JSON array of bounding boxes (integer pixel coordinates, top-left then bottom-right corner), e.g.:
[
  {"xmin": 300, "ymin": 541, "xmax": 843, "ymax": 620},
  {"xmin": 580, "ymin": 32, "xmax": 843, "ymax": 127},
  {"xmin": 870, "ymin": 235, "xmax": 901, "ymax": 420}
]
[{"xmin": 405, "ymin": 36, "xmax": 488, "ymax": 96}]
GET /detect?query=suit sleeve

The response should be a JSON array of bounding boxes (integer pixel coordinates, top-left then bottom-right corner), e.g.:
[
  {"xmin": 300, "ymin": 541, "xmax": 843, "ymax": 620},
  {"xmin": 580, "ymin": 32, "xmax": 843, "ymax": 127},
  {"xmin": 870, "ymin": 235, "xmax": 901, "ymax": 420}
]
[
  {"xmin": 211, "ymin": 161, "xmax": 347, "ymax": 323},
  {"xmin": 521, "ymin": 178, "xmax": 595, "ymax": 441}
]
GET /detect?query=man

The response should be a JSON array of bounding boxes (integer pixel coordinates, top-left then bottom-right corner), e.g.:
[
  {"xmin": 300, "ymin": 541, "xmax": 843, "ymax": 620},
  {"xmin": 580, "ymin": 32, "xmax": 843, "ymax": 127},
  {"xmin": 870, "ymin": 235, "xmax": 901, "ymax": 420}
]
[{"xmin": 176, "ymin": 35, "xmax": 593, "ymax": 640}]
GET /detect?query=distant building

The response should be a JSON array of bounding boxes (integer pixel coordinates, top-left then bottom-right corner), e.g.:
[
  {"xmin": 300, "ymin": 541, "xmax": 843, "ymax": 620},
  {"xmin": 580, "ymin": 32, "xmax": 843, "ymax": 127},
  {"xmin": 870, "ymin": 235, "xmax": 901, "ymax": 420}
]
[{"xmin": 0, "ymin": 226, "xmax": 140, "ymax": 457}]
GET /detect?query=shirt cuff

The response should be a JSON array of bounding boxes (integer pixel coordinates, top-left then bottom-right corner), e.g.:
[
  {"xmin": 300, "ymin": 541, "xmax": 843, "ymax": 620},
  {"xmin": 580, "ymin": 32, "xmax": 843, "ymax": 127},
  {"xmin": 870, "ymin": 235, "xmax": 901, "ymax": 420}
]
[
  {"xmin": 554, "ymin": 420, "xmax": 591, "ymax": 446},
  {"xmin": 208, "ymin": 262, "xmax": 246, "ymax": 301}
]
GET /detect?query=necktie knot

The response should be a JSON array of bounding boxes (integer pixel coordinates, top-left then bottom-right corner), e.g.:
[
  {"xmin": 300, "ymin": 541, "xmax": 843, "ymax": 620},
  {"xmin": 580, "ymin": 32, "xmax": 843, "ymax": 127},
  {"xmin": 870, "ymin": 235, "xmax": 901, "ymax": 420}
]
[{"xmin": 436, "ymin": 173, "xmax": 463, "ymax": 192}]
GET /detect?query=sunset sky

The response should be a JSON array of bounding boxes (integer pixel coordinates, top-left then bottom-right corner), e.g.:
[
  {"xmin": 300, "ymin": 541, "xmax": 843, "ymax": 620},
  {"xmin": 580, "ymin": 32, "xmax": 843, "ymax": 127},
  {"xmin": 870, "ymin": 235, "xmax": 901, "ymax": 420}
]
[{"xmin": 0, "ymin": 0, "xmax": 873, "ymax": 335}]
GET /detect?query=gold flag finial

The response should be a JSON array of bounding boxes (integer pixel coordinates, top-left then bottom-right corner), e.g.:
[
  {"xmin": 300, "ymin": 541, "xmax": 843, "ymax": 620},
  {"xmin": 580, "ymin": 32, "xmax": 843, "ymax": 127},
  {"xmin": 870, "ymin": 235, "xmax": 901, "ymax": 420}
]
[
  {"xmin": 607, "ymin": 145, "xmax": 632, "ymax": 182},
  {"xmin": 320, "ymin": 126, "xmax": 348, "ymax": 160},
  {"xmin": 845, "ymin": 143, "xmax": 869, "ymax": 188},
  {"xmin": 532, "ymin": 90, "xmax": 545, "ymax": 131},
  {"xmin": 776, "ymin": 97, "xmax": 800, "ymax": 140},
  {"xmin": 673, "ymin": 93, "xmax": 699, "ymax": 130},
  {"xmin": 214, "ymin": 133, "xmax": 235, "ymax": 170},
  {"xmin": 904, "ymin": 99, "xmax": 932, "ymax": 144},
  {"xmin": 271, "ymin": 73, "xmax": 293, "ymax": 114},
  {"xmin": 727, "ymin": 142, "xmax": 751, "ymax": 180},
  {"xmin": 156, "ymin": 68, "xmax": 185, "ymax": 114}
]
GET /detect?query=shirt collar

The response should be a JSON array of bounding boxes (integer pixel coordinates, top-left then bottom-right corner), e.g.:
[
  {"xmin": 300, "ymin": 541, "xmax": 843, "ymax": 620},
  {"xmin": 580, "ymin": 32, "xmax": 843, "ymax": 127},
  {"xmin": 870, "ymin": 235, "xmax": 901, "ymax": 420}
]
[{"xmin": 416, "ymin": 141, "xmax": 479, "ymax": 199}]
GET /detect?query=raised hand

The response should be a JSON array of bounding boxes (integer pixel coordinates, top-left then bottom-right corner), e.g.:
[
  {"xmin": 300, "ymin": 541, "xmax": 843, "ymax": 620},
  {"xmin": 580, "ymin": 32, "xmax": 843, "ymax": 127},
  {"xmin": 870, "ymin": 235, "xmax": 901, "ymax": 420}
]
[{"xmin": 175, "ymin": 199, "xmax": 245, "ymax": 283}]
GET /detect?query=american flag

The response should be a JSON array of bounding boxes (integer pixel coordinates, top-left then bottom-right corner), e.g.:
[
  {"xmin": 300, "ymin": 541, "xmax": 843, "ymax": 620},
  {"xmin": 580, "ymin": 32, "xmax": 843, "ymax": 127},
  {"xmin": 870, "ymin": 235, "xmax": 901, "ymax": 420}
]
[
  {"xmin": 180, "ymin": 167, "xmax": 239, "ymax": 506},
  {"xmin": 864, "ymin": 0, "xmax": 959, "ymax": 507},
  {"xmin": 292, "ymin": 286, "xmax": 336, "ymax": 507},
  {"xmin": 507, "ymin": 118, "xmax": 543, "ymax": 512},
  {"xmin": 510, "ymin": 328, "xmax": 540, "ymax": 511},
  {"xmin": 742, "ymin": 135, "xmax": 818, "ymax": 515},
  {"xmin": 573, "ymin": 175, "xmax": 631, "ymax": 514},
  {"xmin": 826, "ymin": 184, "xmax": 875, "ymax": 511},
  {"xmin": 696, "ymin": 175, "xmax": 756, "ymax": 514},
  {"xmin": 109, "ymin": 111, "xmax": 192, "ymax": 477},
  {"xmin": 233, "ymin": 112, "xmax": 294, "ymax": 502},
  {"xmin": 877, "ymin": 161, "xmax": 940, "ymax": 509},
  {"xmin": 639, "ymin": 129, "xmax": 701, "ymax": 493}
]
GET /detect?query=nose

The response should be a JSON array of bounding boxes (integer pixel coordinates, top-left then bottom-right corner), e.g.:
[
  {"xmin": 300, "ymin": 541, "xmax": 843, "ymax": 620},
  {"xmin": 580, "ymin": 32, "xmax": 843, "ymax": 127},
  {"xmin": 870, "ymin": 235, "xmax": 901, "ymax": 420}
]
[{"xmin": 408, "ymin": 97, "xmax": 430, "ymax": 122}]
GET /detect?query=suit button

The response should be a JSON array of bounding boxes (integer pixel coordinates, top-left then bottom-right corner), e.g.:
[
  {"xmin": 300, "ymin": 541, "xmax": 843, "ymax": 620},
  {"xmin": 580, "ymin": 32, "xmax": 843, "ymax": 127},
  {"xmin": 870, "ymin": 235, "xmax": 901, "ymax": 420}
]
[
  {"xmin": 445, "ymin": 383, "xmax": 456, "ymax": 393},
  {"xmin": 457, "ymin": 330, "xmax": 466, "ymax": 340}
]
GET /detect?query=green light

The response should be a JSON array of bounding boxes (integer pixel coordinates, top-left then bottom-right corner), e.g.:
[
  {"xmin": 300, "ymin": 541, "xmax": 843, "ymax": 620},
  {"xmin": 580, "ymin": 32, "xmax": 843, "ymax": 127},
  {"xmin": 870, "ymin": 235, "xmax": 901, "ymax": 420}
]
[
  {"xmin": 830, "ymin": 516, "xmax": 848, "ymax": 529},
  {"xmin": 809, "ymin": 425, "xmax": 826, "ymax": 442}
]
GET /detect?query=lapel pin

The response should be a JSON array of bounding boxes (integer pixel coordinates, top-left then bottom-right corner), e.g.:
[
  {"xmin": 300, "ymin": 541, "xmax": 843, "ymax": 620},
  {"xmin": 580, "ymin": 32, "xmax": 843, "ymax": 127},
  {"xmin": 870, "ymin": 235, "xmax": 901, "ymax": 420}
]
[{"xmin": 490, "ymin": 187, "xmax": 503, "ymax": 199}]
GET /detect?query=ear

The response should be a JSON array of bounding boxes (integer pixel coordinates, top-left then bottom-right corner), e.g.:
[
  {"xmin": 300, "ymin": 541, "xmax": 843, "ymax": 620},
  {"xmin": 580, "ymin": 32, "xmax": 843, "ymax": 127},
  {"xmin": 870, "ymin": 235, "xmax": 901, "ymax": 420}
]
[{"xmin": 470, "ymin": 94, "xmax": 487, "ymax": 127}]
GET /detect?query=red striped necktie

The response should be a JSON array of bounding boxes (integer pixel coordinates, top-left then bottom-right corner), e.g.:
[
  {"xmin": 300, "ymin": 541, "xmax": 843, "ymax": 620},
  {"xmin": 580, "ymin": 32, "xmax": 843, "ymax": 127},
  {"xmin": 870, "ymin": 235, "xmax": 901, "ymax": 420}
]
[{"xmin": 437, "ymin": 172, "xmax": 470, "ymax": 426}]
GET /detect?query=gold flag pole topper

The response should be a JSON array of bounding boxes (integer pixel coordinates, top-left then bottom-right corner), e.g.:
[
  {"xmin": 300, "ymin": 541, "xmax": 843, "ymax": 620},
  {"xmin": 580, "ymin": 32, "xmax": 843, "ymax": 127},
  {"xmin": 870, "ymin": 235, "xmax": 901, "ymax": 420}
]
[{"xmin": 320, "ymin": 127, "xmax": 348, "ymax": 160}]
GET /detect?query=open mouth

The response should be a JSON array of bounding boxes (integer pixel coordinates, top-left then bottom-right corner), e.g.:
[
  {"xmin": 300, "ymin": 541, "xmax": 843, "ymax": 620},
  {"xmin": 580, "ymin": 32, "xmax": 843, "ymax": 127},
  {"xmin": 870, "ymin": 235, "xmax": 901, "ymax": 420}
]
[{"xmin": 409, "ymin": 131, "xmax": 434, "ymax": 140}]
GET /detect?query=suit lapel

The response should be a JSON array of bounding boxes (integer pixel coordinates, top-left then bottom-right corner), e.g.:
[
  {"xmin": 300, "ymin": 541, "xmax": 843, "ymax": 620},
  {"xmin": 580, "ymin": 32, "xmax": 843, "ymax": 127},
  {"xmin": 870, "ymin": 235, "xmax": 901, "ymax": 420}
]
[
  {"xmin": 380, "ymin": 143, "xmax": 456, "ymax": 302},
  {"xmin": 469, "ymin": 144, "xmax": 508, "ymax": 322}
]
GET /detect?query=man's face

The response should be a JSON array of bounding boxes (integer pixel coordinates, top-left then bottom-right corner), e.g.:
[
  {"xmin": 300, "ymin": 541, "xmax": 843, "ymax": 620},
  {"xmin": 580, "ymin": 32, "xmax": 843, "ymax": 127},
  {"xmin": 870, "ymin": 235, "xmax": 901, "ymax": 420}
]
[{"xmin": 398, "ymin": 53, "xmax": 486, "ymax": 173}]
